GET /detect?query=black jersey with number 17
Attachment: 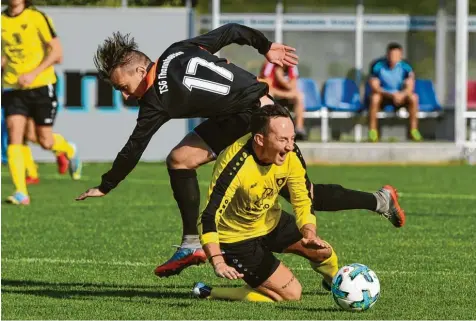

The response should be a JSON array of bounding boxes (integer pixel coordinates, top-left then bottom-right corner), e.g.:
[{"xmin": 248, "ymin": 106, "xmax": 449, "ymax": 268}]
[{"xmin": 98, "ymin": 23, "xmax": 271, "ymax": 194}]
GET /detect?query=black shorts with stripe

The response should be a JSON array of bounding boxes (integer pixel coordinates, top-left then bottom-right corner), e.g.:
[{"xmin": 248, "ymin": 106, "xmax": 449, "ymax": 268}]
[
  {"xmin": 2, "ymin": 84, "xmax": 58, "ymax": 126},
  {"xmin": 220, "ymin": 211, "xmax": 303, "ymax": 288}
]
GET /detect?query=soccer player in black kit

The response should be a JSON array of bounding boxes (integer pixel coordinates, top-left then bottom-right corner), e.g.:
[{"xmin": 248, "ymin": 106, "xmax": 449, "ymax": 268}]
[{"xmin": 76, "ymin": 23, "xmax": 405, "ymax": 278}]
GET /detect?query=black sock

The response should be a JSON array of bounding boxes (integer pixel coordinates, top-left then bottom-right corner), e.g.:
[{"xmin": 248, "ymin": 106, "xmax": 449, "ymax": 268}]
[
  {"xmin": 313, "ymin": 184, "xmax": 377, "ymax": 212},
  {"xmin": 168, "ymin": 168, "xmax": 200, "ymax": 236}
]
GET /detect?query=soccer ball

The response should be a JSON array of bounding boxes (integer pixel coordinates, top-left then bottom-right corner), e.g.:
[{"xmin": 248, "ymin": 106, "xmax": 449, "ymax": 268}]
[{"xmin": 331, "ymin": 263, "xmax": 380, "ymax": 311}]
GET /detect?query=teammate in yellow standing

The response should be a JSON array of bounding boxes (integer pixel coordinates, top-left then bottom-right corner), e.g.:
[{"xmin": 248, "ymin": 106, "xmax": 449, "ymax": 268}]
[{"xmin": 2, "ymin": 0, "xmax": 82, "ymax": 205}]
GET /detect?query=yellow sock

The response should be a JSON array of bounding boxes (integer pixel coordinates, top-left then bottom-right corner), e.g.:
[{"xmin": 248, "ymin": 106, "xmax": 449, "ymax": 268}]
[
  {"xmin": 211, "ymin": 286, "xmax": 274, "ymax": 302},
  {"xmin": 52, "ymin": 133, "xmax": 74, "ymax": 159},
  {"xmin": 7, "ymin": 144, "xmax": 28, "ymax": 195},
  {"xmin": 23, "ymin": 144, "xmax": 38, "ymax": 179},
  {"xmin": 310, "ymin": 247, "xmax": 339, "ymax": 284}
]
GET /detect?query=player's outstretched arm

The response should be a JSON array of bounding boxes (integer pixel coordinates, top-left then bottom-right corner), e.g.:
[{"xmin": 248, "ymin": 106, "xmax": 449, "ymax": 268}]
[
  {"xmin": 74, "ymin": 107, "xmax": 169, "ymax": 201},
  {"xmin": 185, "ymin": 23, "xmax": 298, "ymax": 67},
  {"xmin": 75, "ymin": 187, "xmax": 105, "ymax": 201}
]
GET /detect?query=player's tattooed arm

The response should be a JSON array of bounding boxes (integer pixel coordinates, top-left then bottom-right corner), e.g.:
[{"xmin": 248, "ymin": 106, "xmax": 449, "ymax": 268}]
[{"xmin": 185, "ymin": 23, "xmax": 272, "ymax": 55}]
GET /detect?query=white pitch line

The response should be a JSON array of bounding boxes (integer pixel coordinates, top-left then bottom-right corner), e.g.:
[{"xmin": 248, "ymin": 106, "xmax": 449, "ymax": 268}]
[
  {"xmin": 2, "ymin": 257, "xmax": 475, "ymax": 276},
  {"xmin": 2, "ymin": 173, "xmax": 476, "ymax": 201},
  {"xmin": 1, "ymin": 257, "xmax": 152, "ymax": 267}
]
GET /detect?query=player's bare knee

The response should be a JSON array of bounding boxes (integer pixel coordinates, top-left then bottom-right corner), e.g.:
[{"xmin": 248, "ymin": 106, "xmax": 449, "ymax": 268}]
[
  {"xmin": 38, "ymin": 136, "xmax": 54, "ymax": 150},
  {"xmin": 166, "ymin": 148, "xmax": 197, "ymax": 169},
  {"xmin": 166, "ymin": 151, "xmax": 183, "ymax": 169},
  {"xmin": 370, "ymin": 93, "xmax": 382, "ymax": 106},
  {"xmin": 26, "ymin": 132, "xmax": 37, "ymax": 144},
  {"xmin": 410, "ymin": 93, "xmax": 419, "ymax": 105},
  {"xmin": 281, "ymin": 280, "xmax": 302, "ymax": 301}
]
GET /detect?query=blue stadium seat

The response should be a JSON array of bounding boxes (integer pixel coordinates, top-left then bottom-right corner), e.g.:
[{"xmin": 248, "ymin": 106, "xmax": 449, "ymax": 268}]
[
  {"xmin": 322, "ymin": 78, "xmax": 362, "ymax": 112},
  {"xmin": 298, "ymin": 78, "xmax": 322, "ymax": 112},
  {"xmin": 414, "ymin": 79, "xmax": 442, "ymax": 112}
]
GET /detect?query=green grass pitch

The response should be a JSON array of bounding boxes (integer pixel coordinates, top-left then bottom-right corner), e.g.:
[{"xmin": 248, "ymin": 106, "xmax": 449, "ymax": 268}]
[{"xmin": 2, "ymin": 163, "xmax": 476, "ymax": 320}]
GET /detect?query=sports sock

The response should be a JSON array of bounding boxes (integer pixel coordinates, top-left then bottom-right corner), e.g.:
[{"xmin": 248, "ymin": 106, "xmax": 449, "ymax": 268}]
[
  {"xmin": 373, "ymin": 189, "xmax": 390, "ymax": 213},
  {"xmin": 168, "ymin": 168, "xmax": 200, "ymax": 244},
  {"xmin": 8, "ymin": 144, "xmax": 28, "ymax": 195},
  {"xmin": 310, "ymin": 246, "xmax": 339, "ymax": 285},
  {"xmin": 22, "ymin": 144, "xmax": 38, "ymax": 178},
  {"xmin": 181, "ymin": 235, "xmax": 201, "ymax": 249},
  {"xmin": 211, "ymin": 286, "xmax": 274, "ymax": 302},
  {"xmin": 52, "ymin": 133, "xmax": 75, "ymax": 159},
  {"xmin": 313, "ymin": 184, "xmax": 377, "ymax": 212}
]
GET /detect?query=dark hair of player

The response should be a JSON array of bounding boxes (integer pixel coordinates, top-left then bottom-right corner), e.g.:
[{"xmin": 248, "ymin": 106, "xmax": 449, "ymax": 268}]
[
  {"xmin": 7, "ymin": 0, "xmax": 32, "ymax": 8},
  {"xmin": 250, "ymin": 104, "xmax": 293, "ymax": 136},
  {"xmin": 93, "ymin": 31, "xmax": 152, "ymax": 81},
  {"xmin": 386, "ymin": 42, "xmax": 403, "ymax": 52}
]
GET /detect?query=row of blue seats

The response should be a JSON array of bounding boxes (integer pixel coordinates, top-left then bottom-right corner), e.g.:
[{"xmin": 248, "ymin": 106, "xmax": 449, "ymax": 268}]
[{"xmin": 298, "ymin": 78, "xmax": 443, "ymax": 113}]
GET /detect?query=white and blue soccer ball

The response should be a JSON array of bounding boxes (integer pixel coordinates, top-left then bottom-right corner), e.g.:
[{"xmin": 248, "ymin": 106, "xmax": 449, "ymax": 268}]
[{"xmin": 331, "ymin": 263, "xmax": 380, "ymax": 311}]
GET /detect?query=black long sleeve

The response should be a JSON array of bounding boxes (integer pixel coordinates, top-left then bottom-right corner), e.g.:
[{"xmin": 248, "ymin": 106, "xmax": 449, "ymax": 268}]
[
  {"xmin": 98, "ymin": 101, "xmax": 170, "ymax": 194},
  {"xmin": 184, "ymin": 23, "xmax": 272, "ymax": 55}
]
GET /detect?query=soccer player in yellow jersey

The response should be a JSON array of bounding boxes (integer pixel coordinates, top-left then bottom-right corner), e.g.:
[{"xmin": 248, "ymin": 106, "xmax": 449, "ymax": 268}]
[
  {"xmin": 2, "ymin": 0, "xmax": 82, "ymax": 205},
  {"xmin": 194, "ymin": 104, "xmax": 338, "ymax": 302}
]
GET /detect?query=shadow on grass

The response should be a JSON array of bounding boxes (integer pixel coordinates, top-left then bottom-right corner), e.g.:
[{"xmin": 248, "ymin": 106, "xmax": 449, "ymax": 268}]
[
  {"xmin": 278, "ymin": 305, "xmax": 341, "ymax": 313},
  {"xmin": 1, "ymin": 279, "xmax": 193, "ymax": 300},
  {"xmin": 2, "ymin": 279, "xmax": 192, "ymax": 289}
]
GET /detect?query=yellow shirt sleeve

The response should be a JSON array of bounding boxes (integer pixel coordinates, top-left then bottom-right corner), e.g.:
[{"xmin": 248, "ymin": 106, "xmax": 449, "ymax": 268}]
[
  {"xmin": 286, "ymin": 151, "xmax": 316, "ymax": 230},
  {"xmin": 34, "ymin": 11, "xmax": 57, "ymax": 43},
  {"xmin": 198, "ymin": 151, "xmax": 241, "ymax": 246}
]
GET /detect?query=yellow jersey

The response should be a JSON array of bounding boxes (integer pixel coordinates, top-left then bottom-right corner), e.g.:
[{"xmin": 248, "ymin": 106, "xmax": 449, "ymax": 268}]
[
  {"xmin": 1, "ymin": 6, "xmax": 58, "ymax": 89},
  {"xmin": 198, "ymin": 134, "xmax": 315, "ymax": 245}
]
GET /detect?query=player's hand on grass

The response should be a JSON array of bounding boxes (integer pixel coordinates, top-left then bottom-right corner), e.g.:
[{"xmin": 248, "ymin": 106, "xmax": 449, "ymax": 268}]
[
  {"xmin": 266, "ymin": 43, "xmax": 299, "ymax": 67},
  {"xmin": 18, "ymin": 72, "xmax": 38, "ymax": 88},
  {"xmin": 301, "ymin": 237, "xmax": 330, "ymax": 250},
  {"xmin": 75, "ymin": 187, "xmax": 105, "ymax": 201},
  {"xmin": 213, "ymin": 261, "xmax": 244, "ymax": 280}
]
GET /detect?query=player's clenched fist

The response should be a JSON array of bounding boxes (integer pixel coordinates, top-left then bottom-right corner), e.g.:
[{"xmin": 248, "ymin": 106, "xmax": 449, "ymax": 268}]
[
  {"xmin": 75, "ymin": 187, "xmax": 105, "ymax": 201},
  {"xmin": 213, "ymin": 261, "xmax": 244, "ymax": 280}
]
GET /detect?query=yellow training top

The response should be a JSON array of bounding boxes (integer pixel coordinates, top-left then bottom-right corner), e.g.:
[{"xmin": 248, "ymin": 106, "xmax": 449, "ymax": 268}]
[
  {"xmin": 1, "ymin": 6, "xmax": 58, "ymax": 89},
  {"xmin": 198, "ymin": 134, "xmax": 315, "ymax": 245}
]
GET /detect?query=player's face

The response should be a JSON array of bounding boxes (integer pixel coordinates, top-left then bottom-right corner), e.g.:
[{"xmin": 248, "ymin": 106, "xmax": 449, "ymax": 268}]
[
  {"xmin": 110, "ymin": 65, "xmax": 148, "ymax": 100},
  {"xmin": 387, "ymin": 48, "xmax": 402, "ymax": 67},
  {"xmin": 262, "ymin": 117, "xmax": 295, "ymax": 166}
]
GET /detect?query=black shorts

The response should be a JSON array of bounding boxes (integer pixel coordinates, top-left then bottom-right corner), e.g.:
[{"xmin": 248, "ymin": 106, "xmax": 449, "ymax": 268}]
[
  {"xmin": 194, "ymin": 110, "xmax": 254, "ymax": 156},
  {"xmin": 220, "ymin": 211, "xmax": 303, "ymax": 288},
  {"xmin": 2, "ymin": 84, "xmax": 58, "ymax": 126}
]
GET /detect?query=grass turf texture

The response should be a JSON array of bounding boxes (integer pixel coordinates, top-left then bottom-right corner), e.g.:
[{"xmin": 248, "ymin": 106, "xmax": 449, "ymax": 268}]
[{"xmin": 2, "ymin": 163, "xmax": 476, "ymax": 320}]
